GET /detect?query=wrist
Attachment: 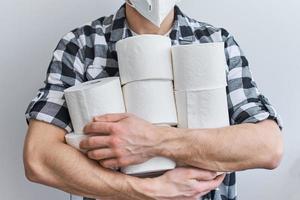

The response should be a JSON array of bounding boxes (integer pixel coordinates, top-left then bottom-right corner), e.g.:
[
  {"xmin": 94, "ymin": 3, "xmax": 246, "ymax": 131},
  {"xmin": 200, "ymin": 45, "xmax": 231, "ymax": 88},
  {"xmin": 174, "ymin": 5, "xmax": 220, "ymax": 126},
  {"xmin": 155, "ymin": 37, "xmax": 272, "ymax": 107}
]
[
  {"xmin": 153, "ymin": 126, "xmax": 183, "ymax": 159},
  {"xmin": 127, "ymin": 177, "xmax": 157, "ymax": 200}
]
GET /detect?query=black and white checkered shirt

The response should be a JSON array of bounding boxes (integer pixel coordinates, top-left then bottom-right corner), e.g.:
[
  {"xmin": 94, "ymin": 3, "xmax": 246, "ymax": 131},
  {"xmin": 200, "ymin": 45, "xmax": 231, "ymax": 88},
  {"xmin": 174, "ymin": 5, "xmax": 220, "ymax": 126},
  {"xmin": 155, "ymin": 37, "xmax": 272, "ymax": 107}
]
[{"xmin": 25, "ymin": 3, "xmax": 282, "ymax": 200}]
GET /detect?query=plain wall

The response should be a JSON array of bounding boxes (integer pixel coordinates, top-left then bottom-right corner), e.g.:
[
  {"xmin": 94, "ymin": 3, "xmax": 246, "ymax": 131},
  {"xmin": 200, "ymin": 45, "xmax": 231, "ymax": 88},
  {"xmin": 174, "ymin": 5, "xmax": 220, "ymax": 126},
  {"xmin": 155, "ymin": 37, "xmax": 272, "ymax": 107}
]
[{"xmin": 0, "ymin": 0, "xmax": 299, "ymax": 199}]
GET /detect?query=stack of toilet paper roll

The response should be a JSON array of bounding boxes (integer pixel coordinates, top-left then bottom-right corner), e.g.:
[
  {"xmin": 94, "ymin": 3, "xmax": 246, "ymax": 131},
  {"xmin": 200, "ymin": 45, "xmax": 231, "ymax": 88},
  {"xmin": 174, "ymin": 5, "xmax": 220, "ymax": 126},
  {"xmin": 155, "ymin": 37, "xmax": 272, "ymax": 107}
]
[
  {"xmin": 63, "ymin": 37, "xmax": 230, "ymax": 179},
  {"xmin": 172, "ymin": 42, "xmax": 230, "ymax": 129},
  {"xmin": 64, "ymin": 77, "xmax": 126, "ymax": 152},
  {"xmin": 116, "ymin": 35, "xmax": 177, "ymax": 177},
  {"xmin": 172, "ymin": 43, "xmax": 230, "ymax": 196}
]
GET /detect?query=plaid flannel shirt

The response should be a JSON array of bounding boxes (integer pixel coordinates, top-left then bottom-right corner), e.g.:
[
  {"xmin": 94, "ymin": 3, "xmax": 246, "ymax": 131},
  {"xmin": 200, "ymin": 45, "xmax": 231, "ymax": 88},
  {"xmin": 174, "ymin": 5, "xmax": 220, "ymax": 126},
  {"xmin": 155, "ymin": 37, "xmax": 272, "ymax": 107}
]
[{"xmin": 25, "ymin": 4, "xmax": 282, "ymax": 200}]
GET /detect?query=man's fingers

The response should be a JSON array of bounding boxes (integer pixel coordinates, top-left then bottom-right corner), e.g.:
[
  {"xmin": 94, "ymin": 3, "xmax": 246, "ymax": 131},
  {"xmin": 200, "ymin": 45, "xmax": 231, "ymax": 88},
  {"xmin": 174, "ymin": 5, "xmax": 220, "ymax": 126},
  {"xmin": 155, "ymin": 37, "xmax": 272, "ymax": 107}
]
[
  {"xmin": 206, "ymin": 174, "xmax": 225, "ymax": 189},
  {"xmin": 100, "ymin": 156, "xmax": 140, "ymax": 169},
  {"xmin": 183, "ymin": 167, "xmax": 217, "ymax": 181},
  {"xmin": 195, "ymin": 174, "xmax": 225, "ymax": 193},
  {"xmin": 93, "ymin": 113, "xmax": 131, "ymax": 122},
  {"xmin": 80, "ymin": 136, "xmax": 111, "ymax": 150},
  {"xmin": 99, "ymin": 159, "xmax": 119, "ymax": 169},
  {"xmin": 84, "ymin": 122, "xmax": 113, "ymax": 135},
  {"xmin": 87, "ymin": 148, "xmax": 116, "ymax": 160}
]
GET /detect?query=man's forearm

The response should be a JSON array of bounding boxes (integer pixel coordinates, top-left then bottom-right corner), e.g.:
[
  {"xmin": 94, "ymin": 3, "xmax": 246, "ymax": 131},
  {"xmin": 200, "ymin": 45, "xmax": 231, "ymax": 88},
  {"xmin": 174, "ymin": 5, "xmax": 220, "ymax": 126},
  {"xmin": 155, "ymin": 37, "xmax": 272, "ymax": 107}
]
[
  {"xmin": 28, "ymin": 143, "xmax": 148, "ymax": 199},
  {"xmin": 155, "ymin": 120, "xmax": 283, "ymax": 172},
  {"xmin": 23, "ymin": 120, "xmax": 152, "ymax": 200}
]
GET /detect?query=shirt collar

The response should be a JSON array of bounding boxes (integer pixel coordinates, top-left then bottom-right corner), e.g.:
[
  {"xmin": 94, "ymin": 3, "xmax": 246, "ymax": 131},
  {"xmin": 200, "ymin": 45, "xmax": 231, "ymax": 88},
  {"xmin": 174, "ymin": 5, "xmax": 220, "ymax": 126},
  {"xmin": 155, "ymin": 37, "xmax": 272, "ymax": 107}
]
[{"xmin": 108, "ymin": 3, "xmax": 195, "ymax": 44}]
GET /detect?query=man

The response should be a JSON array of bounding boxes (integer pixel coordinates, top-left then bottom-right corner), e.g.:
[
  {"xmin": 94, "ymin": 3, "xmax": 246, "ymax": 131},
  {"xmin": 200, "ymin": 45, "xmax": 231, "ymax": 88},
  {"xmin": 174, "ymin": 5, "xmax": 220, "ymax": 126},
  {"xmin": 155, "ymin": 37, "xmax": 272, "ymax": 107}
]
[{"xmin": 23, "ymin": 0, "xmax": 283, "ymax": 200}]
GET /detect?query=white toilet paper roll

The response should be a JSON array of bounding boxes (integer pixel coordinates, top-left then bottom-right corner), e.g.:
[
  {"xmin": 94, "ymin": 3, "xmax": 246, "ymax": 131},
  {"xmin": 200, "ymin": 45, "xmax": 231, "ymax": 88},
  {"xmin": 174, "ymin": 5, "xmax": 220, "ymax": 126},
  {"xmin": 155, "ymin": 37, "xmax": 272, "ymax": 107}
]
[
  {"xmin": 175, "ymin": 87, "xmax": 230, "ymax": 129},
  {"xmin": 64, "ymin": 77, "xmax": 126, "ymax": 134},
  {"xmin": 172, "ymin": 42, "xmax": 228, "ymax": 91},
  {"xmin": 122, "ymin": 80, "xmax": 178, "ymax": 125},
  {"xmin": 65, "ymin": 133, "xmax": 89, "ymax": 153},
  {"xmin": 116, "ymin": 35, "xmax": 173, "ymax": 85},
  {"xmin": 121, "ymin": 156, "xmax": 176, "ymax": 177}
]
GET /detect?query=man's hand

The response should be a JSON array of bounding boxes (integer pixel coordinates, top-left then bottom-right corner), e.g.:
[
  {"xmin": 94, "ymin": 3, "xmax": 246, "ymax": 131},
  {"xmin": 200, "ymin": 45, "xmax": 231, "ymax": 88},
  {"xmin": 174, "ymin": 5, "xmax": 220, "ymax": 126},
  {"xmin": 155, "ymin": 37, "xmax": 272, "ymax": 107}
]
[
  {"xmin": 80, "ymin": 113, "xmax": 162, "ymax": 169},
  {"xmin": 140, "ymin": 167, "xmax": 225, "ymax": 200},
  {"xmin": 99, "ymin": 167, "xmax": 225, "ymax": 200}
]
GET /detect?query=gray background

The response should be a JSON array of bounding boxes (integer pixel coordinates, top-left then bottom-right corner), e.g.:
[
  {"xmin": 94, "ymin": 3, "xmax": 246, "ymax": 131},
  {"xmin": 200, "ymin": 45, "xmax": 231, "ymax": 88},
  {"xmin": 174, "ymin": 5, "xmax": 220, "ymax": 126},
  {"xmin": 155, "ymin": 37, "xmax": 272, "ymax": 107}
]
[{"xmin": 0, "ymin": 0, "xmax": 299, "ymax": 199}]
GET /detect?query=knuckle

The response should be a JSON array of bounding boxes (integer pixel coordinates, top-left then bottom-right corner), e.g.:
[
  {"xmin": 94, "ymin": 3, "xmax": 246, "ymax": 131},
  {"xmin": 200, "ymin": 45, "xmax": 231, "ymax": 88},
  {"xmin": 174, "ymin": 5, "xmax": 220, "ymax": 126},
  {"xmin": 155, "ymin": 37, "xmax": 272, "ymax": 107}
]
[
  {"xmin": 110, "ymin": 136, "xmax": 121, "ymax": 147},
  {"xmin": 110, "ymin": 124, "xmax": 121, "ymax": 133},
  {"xmin": 114, "ymin": 149, "xmax": 123, "ymax": 157},
  {"xmin": 108, "ymin": 138, "xmax": 115, "ymax": 146}
]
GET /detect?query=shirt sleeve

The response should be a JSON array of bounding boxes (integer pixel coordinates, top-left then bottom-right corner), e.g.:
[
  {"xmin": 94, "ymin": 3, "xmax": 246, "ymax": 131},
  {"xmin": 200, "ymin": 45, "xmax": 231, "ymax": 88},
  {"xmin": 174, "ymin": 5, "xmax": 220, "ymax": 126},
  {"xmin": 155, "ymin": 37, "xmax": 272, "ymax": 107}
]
[
  {"xmin": 25, "ymin": 31, "xmax": 86, "ymax": 133},
  {"xmin": 222, "ymin": 29, "xmax": 283, "ymax": 129}
]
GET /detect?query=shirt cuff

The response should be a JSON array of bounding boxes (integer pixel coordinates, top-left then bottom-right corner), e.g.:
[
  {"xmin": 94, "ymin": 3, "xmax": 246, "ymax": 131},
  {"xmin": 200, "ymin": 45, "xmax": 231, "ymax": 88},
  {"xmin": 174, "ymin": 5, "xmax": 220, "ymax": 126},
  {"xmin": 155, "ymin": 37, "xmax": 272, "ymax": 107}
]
[
  {"xmin": 231, "ymin": 94, "xmax": 283, "ymax": 130},
  {"xmin": 25, "ymin": 100, "xmax": 72, "ymax": 133}
]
